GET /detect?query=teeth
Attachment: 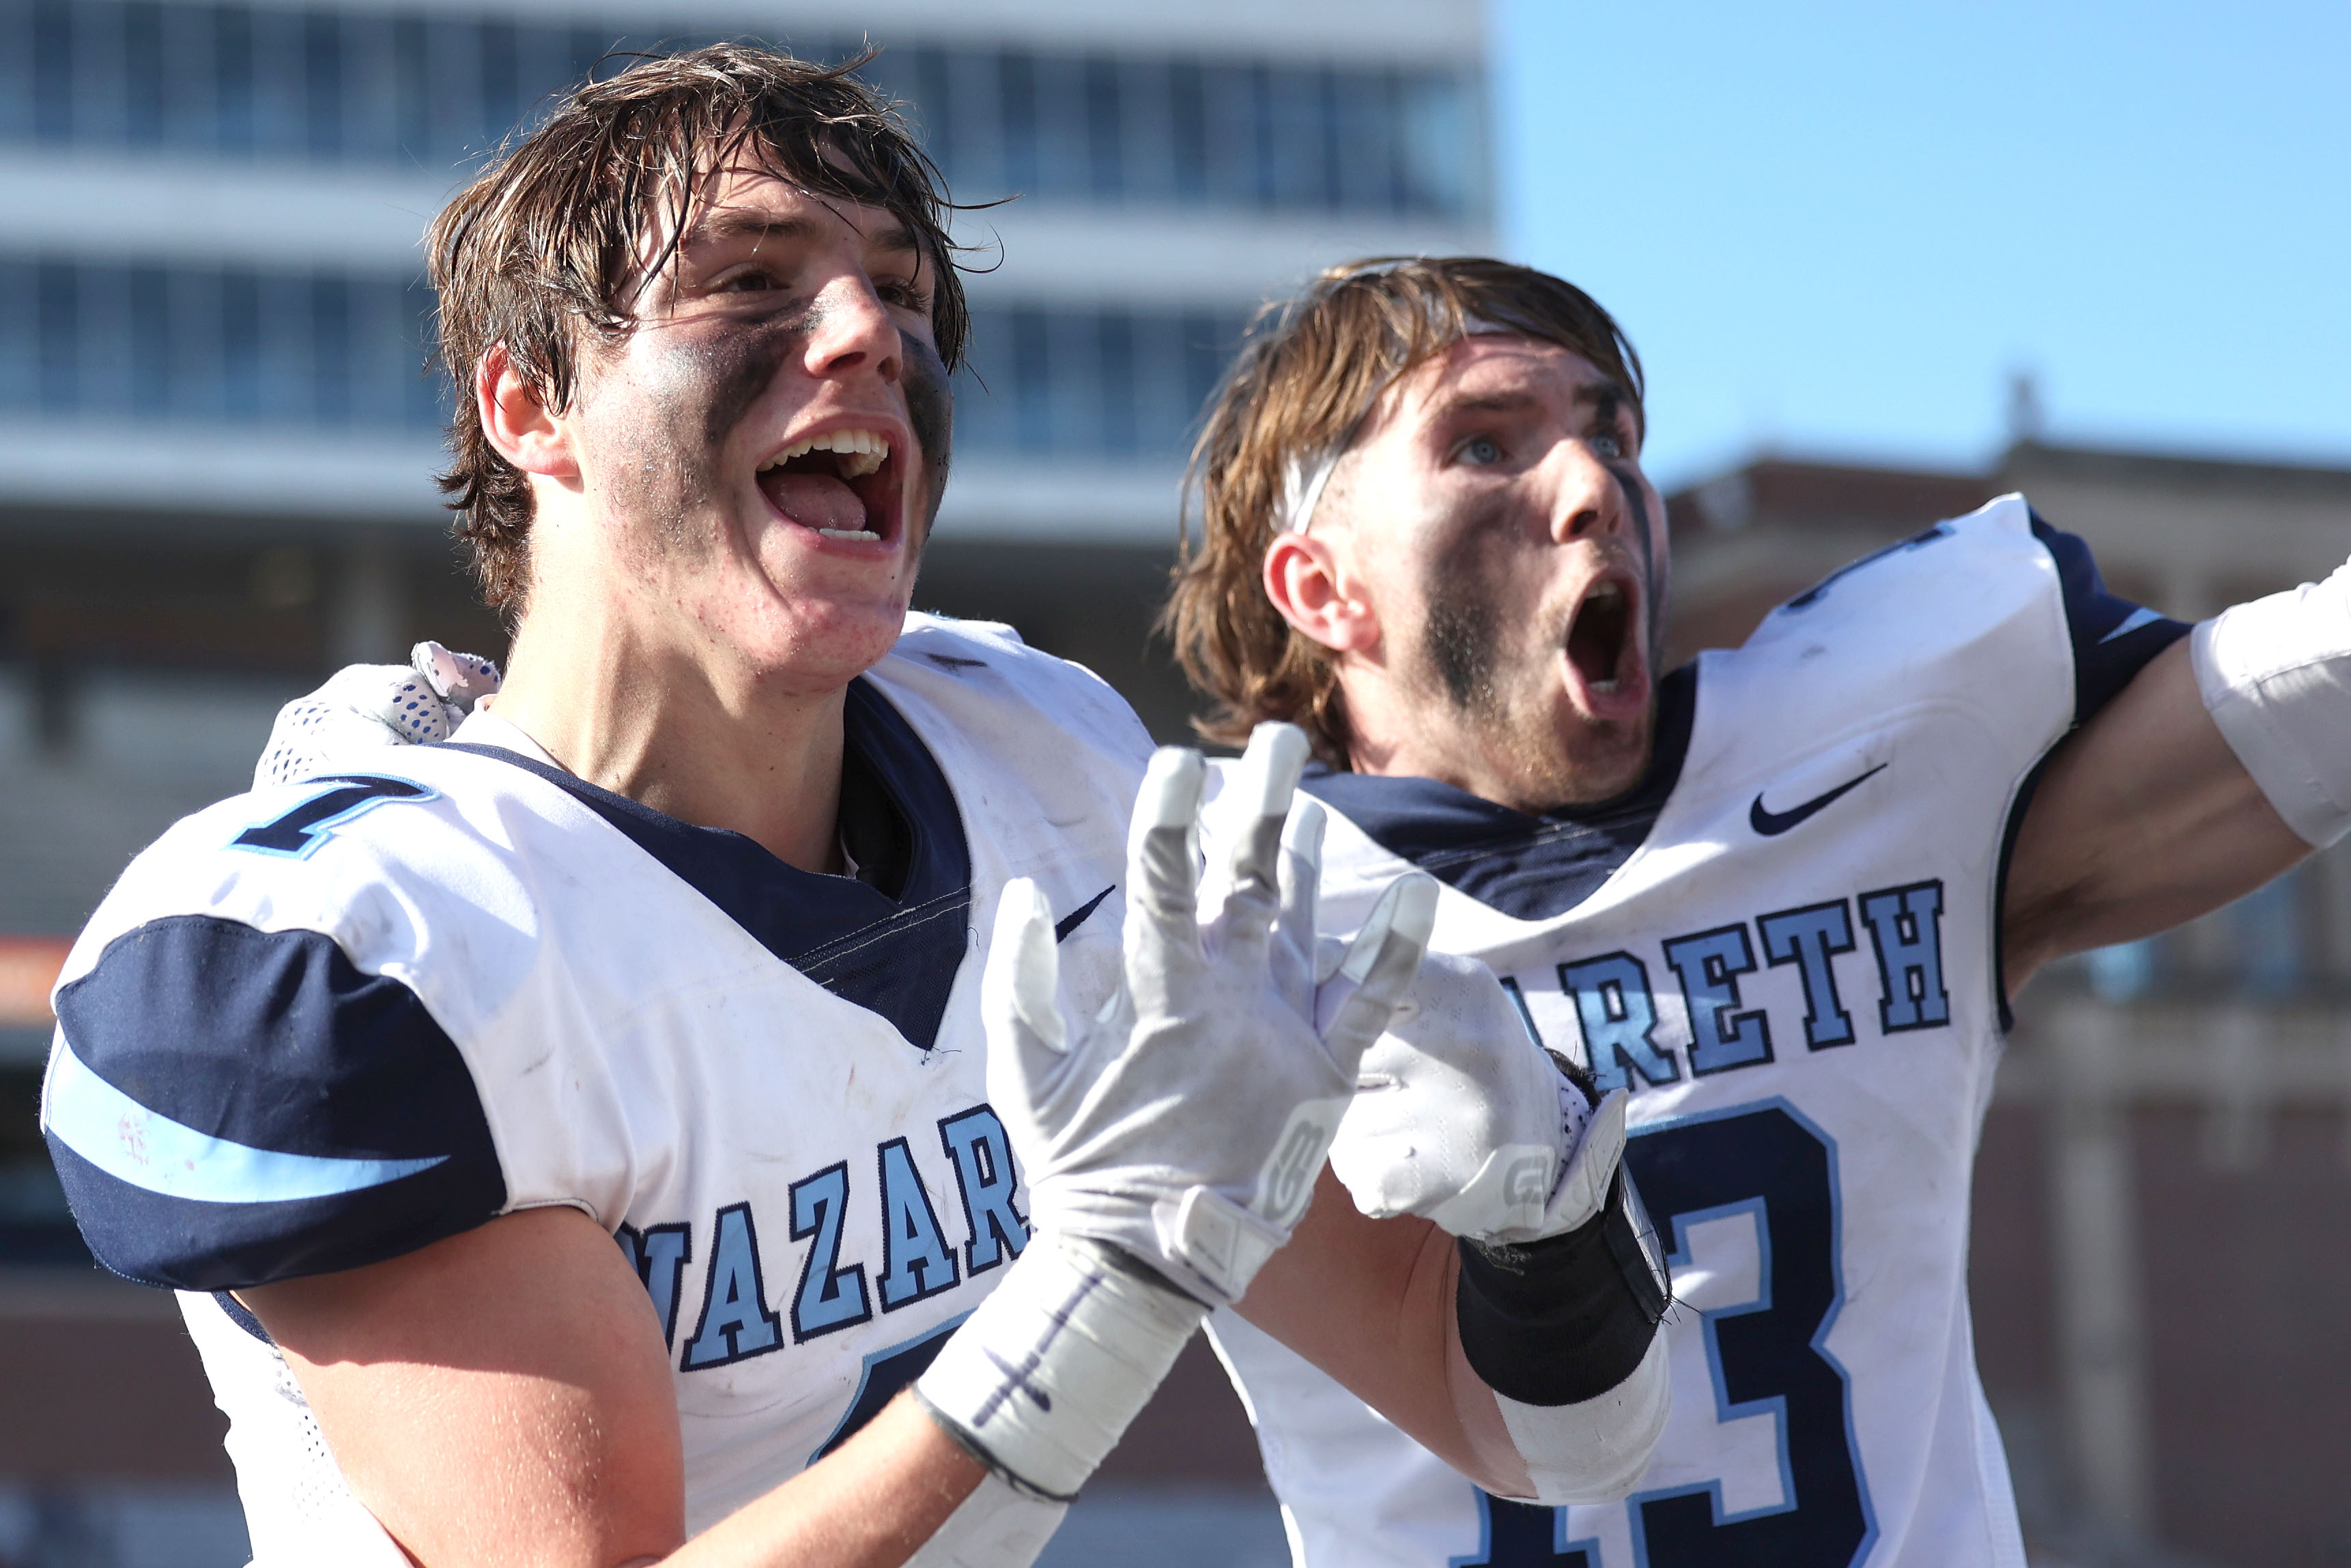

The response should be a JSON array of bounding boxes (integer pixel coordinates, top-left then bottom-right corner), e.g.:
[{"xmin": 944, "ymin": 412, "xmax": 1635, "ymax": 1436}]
[
  {"xmin": 758, "ymin": 429, "xmax": 892, "ymax": 479},
  {"xmin": 1590, "ymin": 582, "xmax": 1624, "ymax": 606},
  {"xmin": 1591, "ymin": 679, "xmax": 1619, "ymax": 694},
  {"xmin": 817, "ymin": 528, "xmax": 881, "ymax": 541}
]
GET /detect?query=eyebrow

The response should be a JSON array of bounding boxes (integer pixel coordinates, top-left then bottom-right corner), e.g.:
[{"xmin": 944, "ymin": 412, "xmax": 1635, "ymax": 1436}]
[
  {"xmin": 1583, "ymin": 382, "xmax": 1632, "ymax": 426},
  {"xmin": 1432, "ymin": 389, "xmax": 1542, "ymax": 420}
]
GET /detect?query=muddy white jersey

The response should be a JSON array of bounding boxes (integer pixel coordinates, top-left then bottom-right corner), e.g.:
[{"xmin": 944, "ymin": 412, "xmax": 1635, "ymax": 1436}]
[
  {"xmin": 40, "ymin": 614, "xmax": 1149, "ymax": 1565},
  {"xmin": 1212, "ymin": 496, "xmax": 2186, "ymax": 1568}
]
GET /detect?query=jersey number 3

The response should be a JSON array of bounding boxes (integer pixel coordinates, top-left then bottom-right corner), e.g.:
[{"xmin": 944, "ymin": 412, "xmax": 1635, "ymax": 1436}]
[{"xmin": 1463, "ymin": 1104, "xmax": 1872, "ymax": 1568}]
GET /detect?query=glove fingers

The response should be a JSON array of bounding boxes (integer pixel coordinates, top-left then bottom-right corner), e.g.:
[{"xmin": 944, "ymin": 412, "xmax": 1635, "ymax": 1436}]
[
  {"xmin": 412, "ymin": 641, "xmax": 503, "ymax": 710},
  {"xmin": 1317, "ymin": 872, "xmax": 1439, "ymax": 1077},
  {"xmin": 1127, "ymin": 748, "xmax": 1208, "ymax": 949},
  {"xmin": 1213, "ymin": 724, "xmax": 1308, "ymax": 958},
  {"xmin": 1270, "ymin": 798, "xmax": 1324, "ymax": 1014},
  {"xmin": 982, "ymin": 881, "xmax": 1071, "ymax": 1104}
]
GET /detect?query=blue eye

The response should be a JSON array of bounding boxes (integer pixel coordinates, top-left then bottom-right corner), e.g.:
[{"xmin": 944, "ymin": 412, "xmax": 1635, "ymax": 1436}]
[
  {"xmin": 1589, "ymin": 432, "xmax": 1624, "ymax": 459},
  {"xmin": 1462, "ymin": 437, "xmax": 1503, "ymax": 466}
]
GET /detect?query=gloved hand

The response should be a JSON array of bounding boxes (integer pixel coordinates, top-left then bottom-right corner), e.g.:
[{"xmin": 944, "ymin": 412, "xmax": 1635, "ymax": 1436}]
[
  {"xmin": 982, "ymin": 722, "xmax": 1438, "ymax": 1306},
  {"xmin": 253, "ymin": 642, "xmax": 502, "ymax": 788},
  {"xmin": 1328, "ymin": 946, "xmax": 1631, "ymax": 1246}
]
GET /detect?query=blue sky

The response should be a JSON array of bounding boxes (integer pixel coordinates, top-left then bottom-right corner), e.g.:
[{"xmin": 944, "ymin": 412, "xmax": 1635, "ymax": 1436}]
[{"xmin": 1492, "ymin": 1, "xmax": 2351, "ymax": 490}]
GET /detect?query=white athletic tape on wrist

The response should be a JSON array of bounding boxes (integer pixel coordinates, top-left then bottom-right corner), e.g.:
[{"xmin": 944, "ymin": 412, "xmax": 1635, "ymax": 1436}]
[
  {"xmin": 900, "ymin": 1472, "xmax": 1068, "ymax": 1568},
  {"xmin": 2193, "ymin": 561, "xmax": 2351, "ymax": 848},
  {"xmin": 1493, "ymin": 1331, "xmax": 1672, "ymax": 1507},
  {"xmin": 915, "ymin": 1234, "xmax": 1206, "ymax": 1502}
]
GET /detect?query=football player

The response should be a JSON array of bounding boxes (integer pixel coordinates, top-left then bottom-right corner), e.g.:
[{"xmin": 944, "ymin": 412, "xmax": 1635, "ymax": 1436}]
[
  {"xmin": 1162, "ymin": 255, "xmax": 2348, "ymax": 1567},
  {"xmin": 38, "ymin": 61, "xmax": 1670, "ymax": 1568}
]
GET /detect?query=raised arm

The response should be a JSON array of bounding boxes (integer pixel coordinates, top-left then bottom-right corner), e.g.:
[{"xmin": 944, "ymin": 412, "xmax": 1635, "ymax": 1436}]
[{"xmin": 2005, "ymin": 561, "xmax": 2351, "ymax": 990}]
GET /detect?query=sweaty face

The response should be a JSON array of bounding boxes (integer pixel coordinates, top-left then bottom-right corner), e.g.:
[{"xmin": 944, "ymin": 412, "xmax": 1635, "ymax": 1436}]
[
  {"xmin": 1322, "ymin": 336, "xmax": 1668, "ymax": 811},
  {"xmin": 560, "ymin": 158, "xmax": 952, "ymax": 689}
]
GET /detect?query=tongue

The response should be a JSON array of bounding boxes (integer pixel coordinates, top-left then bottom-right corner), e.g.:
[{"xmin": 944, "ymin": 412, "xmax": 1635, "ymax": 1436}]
[{"xmin": 763, "ymin": 471, "xmax": 867, "ymax": 534}]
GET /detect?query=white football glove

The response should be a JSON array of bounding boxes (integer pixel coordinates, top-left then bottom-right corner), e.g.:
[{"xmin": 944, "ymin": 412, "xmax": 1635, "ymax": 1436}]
[
  {"xmin": 984, "ymin": 722, "xmax": 1438, "ymax": 1307},
  {"xmin": 253, "ymin": 642, "xmax": 502, "ymax": 788},
  {"xmin": 1329, "ymin": 950, "xmax": 1630, "ymax": 1246},
  {"xmin": 1326, "ymin": 946, "xmax": 1670, "ymax": 1505},
  {"xmin": 913, "ymin": 724, "xmax": 1434, "ymax": 1521}
]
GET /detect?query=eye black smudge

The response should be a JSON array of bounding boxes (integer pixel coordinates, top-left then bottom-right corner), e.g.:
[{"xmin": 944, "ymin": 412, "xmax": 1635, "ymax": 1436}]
[
  {"xmin": 1601, "ymin": 459, "xmax": 1653, "ymax": 578},
  {"xmin": 700, "ymin": 300, "xmax": 825, "ymax": 452},
  {"xmin": 617, "ymin": 297, "xmax": 950, "ymax": 562},
  {"xmin": 603, "ymin": 300, "xmax": 825, "ymax": 547},
  {"xmin": 1423, "ymin": 586, "xmax": 1500, "ymax": 713},
  {"xmin": 1604, "ymin": 457, "xmax": 1670, "ymax": 670},
  {"xmin": 1418, "ymin": 488, "xmax": 1518, "ymax": 717},
  {"xmin": 901, "ymin": 332, "xmax": 954, "ymax": 543}
]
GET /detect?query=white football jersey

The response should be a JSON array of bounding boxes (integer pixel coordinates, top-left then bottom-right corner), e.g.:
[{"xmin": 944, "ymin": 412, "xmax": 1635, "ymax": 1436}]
[
  {"xmin": 1212, "ymin": 496, "xmax": 2187, "ymax": 1568},
  {"xmin": 40, "ymin": 615, "xmax": 1150, "ymax": 1564}
]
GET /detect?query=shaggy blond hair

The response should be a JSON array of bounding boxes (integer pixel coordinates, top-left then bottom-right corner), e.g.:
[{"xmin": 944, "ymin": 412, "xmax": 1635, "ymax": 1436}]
[{"xmin": 1163, "ymin": 257, "xmax": 1644, "ymax": 765}]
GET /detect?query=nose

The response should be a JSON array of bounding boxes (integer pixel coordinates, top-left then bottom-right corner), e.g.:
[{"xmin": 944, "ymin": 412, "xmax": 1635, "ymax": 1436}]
[
  {"xmin": 801, "ymin": 270, "xmax": 904, "ymax": 386},
  {"xmin": 1541, "ymin": 435, "xmax": 1632, "ymax": 546}
]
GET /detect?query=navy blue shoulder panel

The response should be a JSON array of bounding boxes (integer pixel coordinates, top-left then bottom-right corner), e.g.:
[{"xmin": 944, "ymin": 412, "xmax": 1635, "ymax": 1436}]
[
  {"xmin": 45, "ymin": 915, "xmax": 505, "ymax": 1292},
  {"xmin": 1301, "ymin": 664, "xmax": 1696, "ymax": 923},
  {"xmin": 442, "ymin": 676, "xmax": 973, "ymax": 1051},
  {"xmin": 2029, "ymin": 509, "xmax": 2190, "ymax": 726}
]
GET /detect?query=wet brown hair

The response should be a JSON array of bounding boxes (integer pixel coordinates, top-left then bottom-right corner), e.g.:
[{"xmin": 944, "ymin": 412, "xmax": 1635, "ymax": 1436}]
[
  {"xmin": 1163, "ymin": 257, "xmax": 1644, "ymax": 765},
  {"xmin": 427, "ymin": 42, "xmax": 971, "ymax": 611}
]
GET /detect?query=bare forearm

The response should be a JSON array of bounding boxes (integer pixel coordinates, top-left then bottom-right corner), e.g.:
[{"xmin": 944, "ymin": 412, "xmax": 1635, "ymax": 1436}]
[
  {"xmin": 657, "ymin": 1397, "xmax": 981, "ymax": 1568},
  {"xmin": 1236, "ymin": 1168, "xmax": 1526, "ymax": 1492}
]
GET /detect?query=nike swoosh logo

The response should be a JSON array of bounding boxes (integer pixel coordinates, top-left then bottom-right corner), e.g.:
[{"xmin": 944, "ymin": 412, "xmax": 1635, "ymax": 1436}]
[
  {"xmin": 1749, "ymin": 764, "xmax": 1887, "ymax": 837},
  {"xmin": 1055, "ymin": 885, "xmax": 1115, "ymax": 943}
]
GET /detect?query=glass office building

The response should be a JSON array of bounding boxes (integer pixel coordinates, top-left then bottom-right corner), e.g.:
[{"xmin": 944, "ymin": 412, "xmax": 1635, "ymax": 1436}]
[{"xmin": 0, "ymin": 4, "xmax": 1489, "ymax": 1556}]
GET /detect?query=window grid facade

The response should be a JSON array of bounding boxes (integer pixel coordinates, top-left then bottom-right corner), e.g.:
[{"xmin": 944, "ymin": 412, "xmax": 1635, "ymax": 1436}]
[
  {"xmin": 0, "ymin": 257, "xmax": 446, "ymax": 429},
  {"xmin": 0, "ymin": 255, "xmax": 1248, "ymax": 457},
  {"xmin": 0, "ymin": 0, "xmax": 1482, "ymax": 220}
]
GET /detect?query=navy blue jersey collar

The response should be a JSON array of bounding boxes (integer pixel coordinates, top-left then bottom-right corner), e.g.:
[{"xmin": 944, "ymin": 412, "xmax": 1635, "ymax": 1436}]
[
  {"xmin": 1300, "ymin": 664, "xmax": 1696, "ymax": 923},
  {"xmin": 442, "ymin": 677, "xmax": 973, "ymax": 1050}
]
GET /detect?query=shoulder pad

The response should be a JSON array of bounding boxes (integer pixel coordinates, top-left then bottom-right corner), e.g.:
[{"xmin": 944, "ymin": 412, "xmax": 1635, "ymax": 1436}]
[{"xmin": 44, "ymin": 913, "xmax": 504, "ymax": 1290}]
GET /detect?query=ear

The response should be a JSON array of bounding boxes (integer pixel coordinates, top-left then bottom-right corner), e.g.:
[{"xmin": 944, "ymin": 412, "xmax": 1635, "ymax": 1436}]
[
  {"xmin": 476, "ymin": 344, "xmax": 578, "ymax": 481},
  {"xmin": 1264, "ymin": 528, "xmax": 1380, "ymax": 659}
]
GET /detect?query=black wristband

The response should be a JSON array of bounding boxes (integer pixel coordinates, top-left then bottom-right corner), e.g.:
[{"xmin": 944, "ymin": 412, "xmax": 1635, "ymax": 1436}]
[{"xmin": 1455, "ymin": 1167, "xmax": 1670, "ymax": 1406}]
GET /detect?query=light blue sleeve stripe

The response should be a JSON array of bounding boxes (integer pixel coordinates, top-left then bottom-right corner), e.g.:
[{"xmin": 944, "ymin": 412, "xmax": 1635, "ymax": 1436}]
[{"xmin": 42, "ymin": 1036, "xmax": 446, "ymax": 1205}]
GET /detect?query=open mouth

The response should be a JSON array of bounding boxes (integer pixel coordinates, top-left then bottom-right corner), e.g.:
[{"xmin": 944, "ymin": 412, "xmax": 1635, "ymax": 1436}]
[
  {"xmin": 756, "ymin": 427, "xmax": 901, "ymax": 544},
  {"xmin": 1565, "ymin": 575, "xmax": 1644, "ymax": 705}
]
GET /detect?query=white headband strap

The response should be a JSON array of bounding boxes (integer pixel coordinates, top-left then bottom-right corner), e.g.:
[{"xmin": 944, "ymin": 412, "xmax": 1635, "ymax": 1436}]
[
  {"xmin": 1272, "ymin": 315, "xmax": 1515, "ymax": 536},
  {"xmin": 1278, "ymin": 452, "xmax": 1344, "ymax": 535}
]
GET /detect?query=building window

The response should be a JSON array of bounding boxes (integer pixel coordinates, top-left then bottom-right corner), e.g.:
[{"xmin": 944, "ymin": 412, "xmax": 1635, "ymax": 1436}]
[
  {"xmin": 0, "ymin": 255, "xmax": 447, "ymax": 431},
  {"xmin": 954, "ymin": 304, "xmax": 1246, "ymax": 461},
  {"xmin": 0, "ymin": 0, "xmax": 1484, "ymax": 220},
  {"xmin": 0, "ymin": 257, "xmax": 1245, "ymax": 459}
]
